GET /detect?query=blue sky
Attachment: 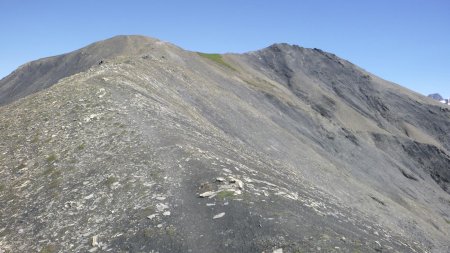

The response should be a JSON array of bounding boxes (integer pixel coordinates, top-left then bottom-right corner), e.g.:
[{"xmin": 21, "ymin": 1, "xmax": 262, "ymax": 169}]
[{"xmin": 1, "ymin": 0, "xmax": 449, "ymax": 98}]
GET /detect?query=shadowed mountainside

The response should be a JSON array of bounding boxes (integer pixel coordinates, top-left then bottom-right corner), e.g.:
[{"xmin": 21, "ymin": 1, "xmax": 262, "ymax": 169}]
[{"xmin": 1, "ymin": 35, "xmax": 450, "ymax": 253}]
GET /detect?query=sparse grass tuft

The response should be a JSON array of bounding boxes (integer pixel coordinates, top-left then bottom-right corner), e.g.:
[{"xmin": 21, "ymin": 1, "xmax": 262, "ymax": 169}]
[
  {"xmin": 77, "ymin": 143, "xmax": 85, "ymax": 150},
  {"xmin": 197, "ymin": 52, "xmax": 236, "ymax": 71},
  {"xmin": 216, "ymin": 190, "xmax": 235, "ymax": 199},
  {"xmin": 362, "ymin": 74, "xmax": 371, "ymax": 80},
  {"xmin": 46, "ymin": 154, "xmax": 58, "ymax": 163},
  {"xmin": 143, "ymin": 228, "xmax": 155, "ymax": 238},
  {"xmin": 39, "ymin": 244, "xmax": 56, "ymax": 253},
  {"xmin": 31, "ymin": 135, "xmax": 40, "ymax": 143},
  {"xmin": 141, "ymin": 206, "xmax": 155, "ymax": 218},
  {"xmin": 165, "ymin": 225, "xmax": 177, "ymax": 237},
  {"xmin": 0, "ymin": 228, "xmax": 8, "ymax": 237},
  {"xmin": 15, "ymin": 163, "xmax": 27, "ymax": 172},
  {"xmin": 104, "ymin": 176, "xmax": 118, "ymax": 187}
]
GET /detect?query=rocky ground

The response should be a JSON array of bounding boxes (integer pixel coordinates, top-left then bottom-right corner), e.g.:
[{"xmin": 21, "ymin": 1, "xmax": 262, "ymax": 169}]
[{"xmin": 0, "ymin": 35, "xmax": 449, "ymax": 252}]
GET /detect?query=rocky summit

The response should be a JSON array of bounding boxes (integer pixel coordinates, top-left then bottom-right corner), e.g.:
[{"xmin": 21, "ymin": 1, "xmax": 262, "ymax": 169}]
[{"xmin": 1, "ymin": 35, "xmax": 450, "ymax": 253}]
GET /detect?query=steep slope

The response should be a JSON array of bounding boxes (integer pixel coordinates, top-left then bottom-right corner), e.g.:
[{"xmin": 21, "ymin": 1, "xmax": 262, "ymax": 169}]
[
  {"xmin": 1, "ymin": 35, "xmax": 450, "ymax": 253},
  {"xmin": 0, "ymin": 35, "xmax": 178, "ymax": 106}
]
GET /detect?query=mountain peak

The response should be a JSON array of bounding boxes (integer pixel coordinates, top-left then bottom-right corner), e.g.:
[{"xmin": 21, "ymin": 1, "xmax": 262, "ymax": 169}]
[
  {"xmin": 428, "ymin": 93, "xmax": 444, "ymax": 101},
  {"xmin": 90, "ymin": 34, "xmax": 163, "ymax": 48},
  {"xmin": 262, "ymin": 42, "xmax": 304, "ymax": 53},
  {"xmin": 0, "ymin": 35, "xmax": 175, "ymax": 105},
  {"xmin": 79, "ymin": 34, "xmax": 173, "ymax": 58}
]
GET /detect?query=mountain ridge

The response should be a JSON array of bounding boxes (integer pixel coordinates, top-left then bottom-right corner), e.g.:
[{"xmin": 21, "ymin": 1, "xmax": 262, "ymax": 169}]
[
  {"xmin": 1, "ymin": 35, "xmax": 449, "ymax": 253},
  {"xmin": 0, "ymin": 35, "xmax": 179, "ymax": 106}
]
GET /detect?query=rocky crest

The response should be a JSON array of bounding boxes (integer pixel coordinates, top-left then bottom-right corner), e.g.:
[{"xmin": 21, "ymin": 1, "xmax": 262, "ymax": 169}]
[{"xmin": 1, "ymin": 35, "xmax": 449, "ymax": 253}]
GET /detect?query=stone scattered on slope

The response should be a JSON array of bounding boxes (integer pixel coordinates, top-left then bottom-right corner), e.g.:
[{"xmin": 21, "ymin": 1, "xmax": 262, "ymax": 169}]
[
  {"xmin": 199, "ymin": 191, "xmax": 216, "ymax": 198},
  {"xmin": 92, "ymin": 235, "xmax": 99, "ymax": 247},
  {"xmin": 0, "ymin": 35, "xmax": 449, "ymax": 253},
  {"xmin": 213, "ymin": 212, "xmax": 226, "ymax": 219}
]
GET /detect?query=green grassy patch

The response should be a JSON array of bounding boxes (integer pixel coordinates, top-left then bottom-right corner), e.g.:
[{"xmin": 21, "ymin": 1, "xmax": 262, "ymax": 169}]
[
  {"xmin": 31, "ymin": 135, "xmax": 40, "ymax": 143},
  {"xmin": 46, "ymin": 154, "xmax": 58, "ymax": 163},
  {"xmin": 197, "ymin": 52, "xmax": 236, "ymax": 71},
  {"xmin": 141, "ymin": 206, "xmax": 155, "ymax": 218},
  {"xmin": 216, "ymin": 190, "xmax": 235, "ymax": 199},
  {"xmin": 143, "ymin": 228, "xmax": 156, "ymax": 238},
  {"xmin": 0, "ymin": 228, "xmax": 9, "ymax": 237},
  {"xmin": 165, "ymin": 225, "xmax": 177, "ymax": 237},
  {"xmin": 77, "ymin": 143, "xmax": 85, "ymax": 150}
]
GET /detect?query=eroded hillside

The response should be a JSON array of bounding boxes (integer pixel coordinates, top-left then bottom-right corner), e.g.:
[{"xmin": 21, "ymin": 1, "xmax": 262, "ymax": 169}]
[{"xmin": 1, "ymin": 35, "xmax": 449, "ymax": 253}]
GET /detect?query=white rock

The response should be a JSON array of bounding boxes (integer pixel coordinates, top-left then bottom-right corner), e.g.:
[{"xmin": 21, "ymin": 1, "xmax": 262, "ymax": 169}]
[
  {"xmin": 235, "ymin": 180, "xmax": 244, "ymax": 189},
  {"xmin": 229, "ymin": 178, "xmax": 244, "ymax": 189},
  {"xmin": 215, "ymin": 177, "xmax": 226, "ymax": 182},
  {"xmin": 84, "ymin": 194, "xmax": 94, "ymax": 200},
  {"xmin": 155, "ymin": 196, "xmax": 166, "ymax": 201},
  {"xmin": 243, "ymin": 177, "xmax": 253, "ymax": 183},
  {"xmin": 222, "ymin": 168, "xmax": 232, "ymax": 174},
  {"xmin": 273, "ymin": 248, "xmax": 283, "ymax": 253},
  {"xmin": 213, "ymin": 212, "xmax": 225, "ymax": 219},
  {"xmin": 206, "ymin": 203, "xmax": 216, "ymax": 206},
  {"xmin": 147, "ymin": 214, "xmax": 157, "ymax": 220},
  {"xmin": 163, "ymin": 211, "xmax": 171, "ymax": 216},
  {"xmin": 199, "ymin": 191, "xmax": 215, "ymax": 198},
  {"xmin": 92, "ymin": 235, "xmax": 99, "ymax": 247},
  {"xmin": 156, "ymin": 203, "xmax": 169, "ymax": 212}
]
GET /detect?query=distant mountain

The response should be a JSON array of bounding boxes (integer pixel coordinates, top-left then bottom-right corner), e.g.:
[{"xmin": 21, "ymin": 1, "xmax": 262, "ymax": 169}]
[
  {"xmin": 1, "ymin": 35, "xmax": 449, "ymax": 253},
  {"xmin": 428, "ymin": 93, "xmax": 444, "ymax": 101}
]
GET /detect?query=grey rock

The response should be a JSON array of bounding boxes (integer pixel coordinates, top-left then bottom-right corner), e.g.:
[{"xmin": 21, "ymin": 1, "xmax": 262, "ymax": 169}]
[
  {"xmin": 0, "ymin": 35, "xmax": 449, "ymax": 253},
  {"xmin": 156, "ymin": 203, "xmax": 169, "ymax": 212}
]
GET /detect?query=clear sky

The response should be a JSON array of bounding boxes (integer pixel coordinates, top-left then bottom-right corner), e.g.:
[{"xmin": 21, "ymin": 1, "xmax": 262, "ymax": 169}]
[{"xmin": 1, "ymin": 0, "xmax": 449, "ymax": 98}]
